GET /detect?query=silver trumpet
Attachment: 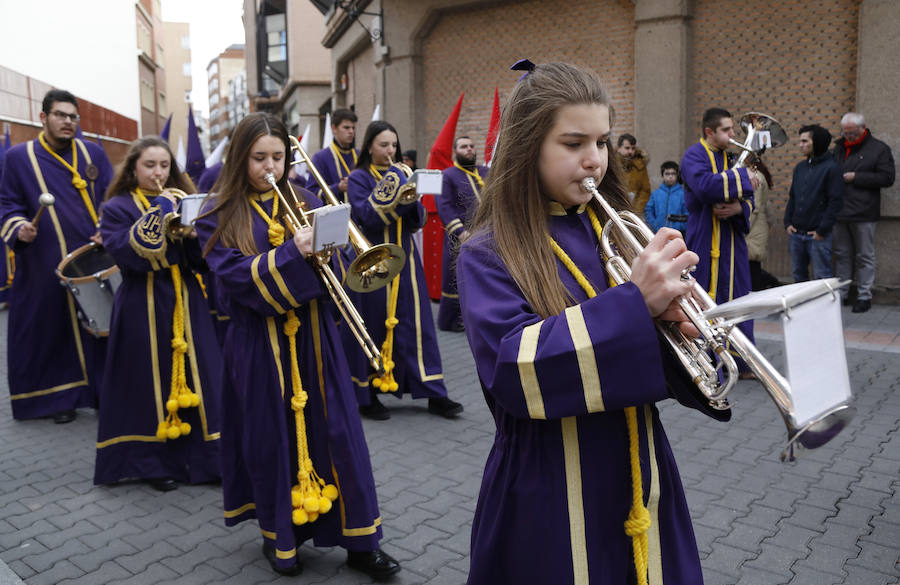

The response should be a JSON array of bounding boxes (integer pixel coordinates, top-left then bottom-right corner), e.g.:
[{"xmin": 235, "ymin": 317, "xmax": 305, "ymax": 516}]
[{"xmin": 581, "ymin": 177, "xmax": 853, "ymax": 460}]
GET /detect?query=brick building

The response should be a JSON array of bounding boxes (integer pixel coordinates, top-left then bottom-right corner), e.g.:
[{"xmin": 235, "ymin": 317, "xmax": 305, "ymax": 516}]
[{"xmin": 307, "ymin": 0, "xmax": 899, "ymax": 294}]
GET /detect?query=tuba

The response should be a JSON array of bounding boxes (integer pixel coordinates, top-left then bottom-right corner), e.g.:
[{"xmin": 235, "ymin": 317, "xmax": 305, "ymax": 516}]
[
  {"xmin": 581, "ymin": 174, "xmax": 853, "ymax": 461},
  {"xmin": 728, "ymin": 112, "xmax": 788, "ymax": 169},
  {"xmin": 289, "ymin": 136, "xmax": 406, "ymax": 293},
  {"xmin": 264, "ymin": 173, "xmax": 385, "ymax": 375}
]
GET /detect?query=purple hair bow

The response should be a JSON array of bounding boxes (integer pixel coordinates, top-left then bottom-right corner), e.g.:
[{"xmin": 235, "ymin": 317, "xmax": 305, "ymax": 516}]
[{"xmin": 511, "ymin": 58, "xmax": 536, "ymax": 81}]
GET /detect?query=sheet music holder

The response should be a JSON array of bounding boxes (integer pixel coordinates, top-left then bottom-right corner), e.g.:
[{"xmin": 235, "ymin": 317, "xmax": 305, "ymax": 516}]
[
  {"xmin": 310, "ymin": 203, "xmax": 351, "ymax": 254},
  {"xmin": 702, "ymin": 278, "xmax": 853, "ymax": 430}
]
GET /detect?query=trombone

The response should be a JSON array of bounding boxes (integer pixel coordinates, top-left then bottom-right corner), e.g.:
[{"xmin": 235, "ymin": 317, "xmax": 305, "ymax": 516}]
[
  {"xmin": 289, "ymin": 136, "xmax": 406, "ymax": 293},
  {"xmin": 264, "ymin": 173, "xmax": 384, "ymax": 375}
]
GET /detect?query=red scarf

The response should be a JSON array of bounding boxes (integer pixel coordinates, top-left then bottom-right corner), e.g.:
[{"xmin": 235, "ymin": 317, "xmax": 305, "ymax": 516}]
[{"xmin": 843, "ymin": 128, "xmax": 869, "ymax": 160}]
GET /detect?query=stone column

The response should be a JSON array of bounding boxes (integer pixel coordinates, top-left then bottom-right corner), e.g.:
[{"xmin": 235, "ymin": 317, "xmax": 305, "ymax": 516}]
[{"xmin": 634, "ymin": 0, "xmax": 692, "ymax": 189}]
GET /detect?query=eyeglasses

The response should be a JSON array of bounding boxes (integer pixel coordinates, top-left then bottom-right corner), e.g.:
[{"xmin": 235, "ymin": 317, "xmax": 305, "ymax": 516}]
[{"xmin": 50, "ymin": 111, "xmax": 81, "ymax": 122}]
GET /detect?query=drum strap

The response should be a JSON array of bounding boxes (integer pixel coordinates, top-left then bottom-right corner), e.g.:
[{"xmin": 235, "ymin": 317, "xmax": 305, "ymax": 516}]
[
  {"xmin": 36, "ymin": 134, "xmax": 99, "ymax": 226},
  {"xmin": 26, "ymin": 140, "xmax": 69, "ymax": 258}
]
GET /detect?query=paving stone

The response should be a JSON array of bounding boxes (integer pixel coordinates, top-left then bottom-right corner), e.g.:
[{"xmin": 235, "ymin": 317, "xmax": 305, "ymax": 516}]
[
  {"xmin": 107, "ymin": 562, "xmax": 179, "ymax": 585},
  {"xmin": 67, "ymin": 539, "xmax": 140, "ymax": 573},
  {"xmin": 21, "ymin": 538, "xmax": 92, "ymax": 573},
  {"xmin": 841, "ymin": 563, "xmax": 897, "ymax": 585},
  {"xmin": 156, "ymin": 563, "xmax": 229, "ymax": 585},
  {"xmin": 57, "ymin": 560, "xmax": 133, "ymax": 585},
  {"xmin": 845, "ymin": 540, "xmax": 900, "ymax": 577},
  {"xmin": 117, "ymin": 541, "xmax": 183, "ymax": 574},
  {"xmin": 34, "ymin": 520, "xmax": 102, "ymax": 550},
  {"xmin": 22, "ymin": 560, "xmax": 85, "ymax": 585}
]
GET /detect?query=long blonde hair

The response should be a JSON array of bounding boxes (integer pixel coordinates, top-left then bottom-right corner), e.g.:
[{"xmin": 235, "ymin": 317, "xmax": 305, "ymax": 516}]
[
  {"xmin": 468, "ymin": 62, "xmax": 630, "ymax": 318},
  {"xmin": 200, "ymin": 112, "xmax": 292, "ymax": 257}
]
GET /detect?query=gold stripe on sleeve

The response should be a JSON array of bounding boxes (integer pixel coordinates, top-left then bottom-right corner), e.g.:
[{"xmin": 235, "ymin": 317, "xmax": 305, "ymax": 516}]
[
  {"xmin": 561, "ymin": 417, "xmax": 589, "ymax": 585},
  {"xmin": 720, "ymin": 171, "xmax": 730, "ymax": 202},
  {"xmin": 517, "ymin": 320, "xmax": 546, "ymax": 420},
  {"xmin": 564, "ymin": 306, "xmax": 604, "ymax": 413},
  {"xmin": 732, "ymin": 168, "xmax": 743, "ymax": 201},
  {"xmin": 251, "ymin": 254, "xmax": 286, "ymax": 313}
]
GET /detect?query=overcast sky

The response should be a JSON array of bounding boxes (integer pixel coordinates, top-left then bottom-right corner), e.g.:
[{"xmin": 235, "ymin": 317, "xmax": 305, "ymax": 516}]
[{"xmin": 161, "ymin": 0, "xmax": 246, "ymax": 118}]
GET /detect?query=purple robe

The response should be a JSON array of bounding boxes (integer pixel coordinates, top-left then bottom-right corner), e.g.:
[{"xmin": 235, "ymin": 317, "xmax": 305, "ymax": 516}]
[
  {"xmin": 94, "ymin": 192, "xmax": 222, "ymax": 485},
  {"xmin": 196, "ymin": 162, "xmax": 223, "ymax": 193},
  {"xmin": 194, "ymin": 190, "xmax": 382, "ymax": 570},
  {"xmin": 0, "ymin": 138, "xmax": 112, "ymax": 419},
  {"xmin": 435, "ymin": 164, "xmax": 487, "ymax": 330},
  {"xmin": 0, "ymin": 242, "xmax": 11, "ymax": 305},
  {"xmin": 458, "ymin": 202, "xmax": 729, "ymax": 585},
  {"xmin": 305, "ymin": 143, "xmax": 358, "ymax": 203},
  {"xmin": 344, "ymin": 166, "xmax": 448, "ymax": 405},
  {"xmin": 681, "ymin": 140, "xmax": 755, "ymax": 346}
]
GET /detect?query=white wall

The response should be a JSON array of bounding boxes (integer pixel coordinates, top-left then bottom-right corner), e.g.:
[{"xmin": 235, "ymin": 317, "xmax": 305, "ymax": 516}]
[{"xmin": 0, "ymin": 0, "xmax": 139, "ymax": 121}]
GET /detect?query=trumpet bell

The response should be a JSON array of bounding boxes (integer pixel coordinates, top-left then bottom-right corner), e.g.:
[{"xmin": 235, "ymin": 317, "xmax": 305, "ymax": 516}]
[
  {"xmin": 345, "ymin": 243, "xmax": 407, "ymax": 292},
  {"xmin": 739, "ymin": 112, "xmax": 789, "ymax": 149},
  {"xmin": 783, "ymin": 404, "xmax": 856, "ymax": 461}
]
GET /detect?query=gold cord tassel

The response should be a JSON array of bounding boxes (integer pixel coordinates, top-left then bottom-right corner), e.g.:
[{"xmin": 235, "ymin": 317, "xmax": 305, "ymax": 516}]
[{"xmin": 372, "ymin": 218, "xmax": 403, "ymax": 392}]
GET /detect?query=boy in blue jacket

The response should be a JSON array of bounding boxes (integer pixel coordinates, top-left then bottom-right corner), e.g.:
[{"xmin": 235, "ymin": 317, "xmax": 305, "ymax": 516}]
[{"xmin": 645, "ymin": 161, "xmax": 687, "ymax": 235}]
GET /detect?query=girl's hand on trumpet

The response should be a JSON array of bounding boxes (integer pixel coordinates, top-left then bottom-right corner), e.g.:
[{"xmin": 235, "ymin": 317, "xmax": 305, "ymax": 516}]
[
  {"xmin": 293, "ymin": 225, "xmax": 314, "ymax": 258},
  {"xmin": 630, "ymin": 227, "xmax": 698, "ymax": 318}
]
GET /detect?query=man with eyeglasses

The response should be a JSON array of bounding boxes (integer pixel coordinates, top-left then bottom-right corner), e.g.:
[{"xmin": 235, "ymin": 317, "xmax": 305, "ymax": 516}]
[
  {"xmin": 832, "ymin": 112, "xmax": 896, "ymax": 313},
  {"xmin": 0, "ymin": 88, "xmax": 113, "ymax": 423}
]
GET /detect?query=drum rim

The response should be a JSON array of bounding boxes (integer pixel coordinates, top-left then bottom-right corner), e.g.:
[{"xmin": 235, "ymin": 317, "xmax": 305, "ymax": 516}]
[{"xmin": 55, "ymin": 241, "xmax": 120, "ymax": 283}]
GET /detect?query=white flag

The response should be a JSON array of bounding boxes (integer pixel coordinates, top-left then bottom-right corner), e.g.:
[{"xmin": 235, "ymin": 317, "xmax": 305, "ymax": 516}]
[
  {"xmin": 293, "ymin": 123, "xmax": 311, "ymax": 179},
  {"xmin": 371, "ymin": 104, "xmax": 381, "ymax": 122},
  {"xmin": 205, "ymin": 136, "xmax": 228, "ymax": 167},
  {"xmin": 175, "ymin": 137, "xmax": 186, "ymax": 172},
  {"xmin": 321, "ymin": 113, "xmax": 333, "ymax": 150}
]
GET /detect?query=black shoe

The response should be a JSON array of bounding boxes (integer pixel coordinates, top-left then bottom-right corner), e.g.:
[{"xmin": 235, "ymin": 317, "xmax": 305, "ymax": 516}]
[
  {"xmin": 842, "ymin": 296, "xmax": 853, "ymax": 306},
  {"xmin": 852, "ymin": 299, "xmax": 871, "ymax": 313},
  {"xmin": 428, "ymin": 396, "xmax": 463, "ymax": 418},
  {"xmin": 347, "ymin": 549, "xmax": 401, "ymax": 580},
  {"xmin": 53, "ymin": 410, "xmax": 77, "ymax": 424},
  {"xmin": 148, "ymin": 478, "xmax": 178, "ymax": 492},
  {"xmin": 262, "ymin": 543, "xmax": 302, "ymax": 576},
  {"xmin": 450, "ymin": 320, "xmax": 465, "ymax": 332},
  {"xmin": 360, "ymin": 394, "xmax": 390, "ymax": 420}
]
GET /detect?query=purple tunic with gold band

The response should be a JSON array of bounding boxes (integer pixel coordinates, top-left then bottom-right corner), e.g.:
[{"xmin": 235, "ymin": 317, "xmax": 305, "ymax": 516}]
[
  {"xmin": 194, "ymin": 189, "xmax": 382, "ymax": 571},
  {"xmin": 458, "ymin": 202, "xmax": 728, "ymax": 585},
  {"xmin": 0, "ymin": 137, "xmax": 112, "ymax": 419},
  {"xmin": 306, "ymin": 143, "xmax": 358, "ymax": 203},
  {"xmin": 94, "ymin": 192, "xmax": 222, "ymax": 485},
  {"xmin": 344, "ymin": 165, "xmax": 448, "ymax": 405},
  {"xmin": 681, "ymin": 139, "xmax": 755, "ymax": 346},
  {"xmin": 435, "ymin": 163, "xmax": 487, "ymax": 331}
]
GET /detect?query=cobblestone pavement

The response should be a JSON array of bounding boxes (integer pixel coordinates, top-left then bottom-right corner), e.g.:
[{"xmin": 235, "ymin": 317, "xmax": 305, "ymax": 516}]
[{"xmin": 1, "ymin": 303, "xmax": 898, "ymax": 585}]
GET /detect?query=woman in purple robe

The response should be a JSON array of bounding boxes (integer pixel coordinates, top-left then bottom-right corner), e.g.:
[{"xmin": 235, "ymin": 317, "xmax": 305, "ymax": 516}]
[
  {"xmin": 343, "ymin": 120, "xmax": 463, "ymax": 420},
  {"xmin": 194, "ymin": 112, "xmax": 399, "ymax": 579},
  {"xmin": 94, "ymin": 136, "xmax": 222, "ymax": 492},
  {"xmin": 457, "ymin": 61, "xmax": 730, "ymax": 585}
]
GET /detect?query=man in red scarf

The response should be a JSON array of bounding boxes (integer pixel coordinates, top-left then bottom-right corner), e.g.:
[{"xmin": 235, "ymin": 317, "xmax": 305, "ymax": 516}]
[{"xmin": 832, "ymin": 112, "xmax": 896, "ymax": 313}]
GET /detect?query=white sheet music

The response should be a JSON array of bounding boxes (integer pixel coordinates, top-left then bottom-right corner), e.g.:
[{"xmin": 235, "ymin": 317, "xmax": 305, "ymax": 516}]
[
  {"xmin": 782, "ymin": 293, "xmax": 852, "ymax": 428},
  {"xmin": 310, "ymin": 203, "xmax": 351, "ymax": 253}
]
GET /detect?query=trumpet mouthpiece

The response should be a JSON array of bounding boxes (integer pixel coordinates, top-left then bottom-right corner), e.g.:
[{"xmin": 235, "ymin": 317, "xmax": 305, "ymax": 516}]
[
  {"xmin": 581, "ymin": 177, "xmax": 597, "ymax": 190},
  {"xmin": 264, "ymin": 173, "xmax": 276, "ymax": 185},
  {"xmin": 39, "ymin": 193, "xmax": 56, "ymax": 206}
]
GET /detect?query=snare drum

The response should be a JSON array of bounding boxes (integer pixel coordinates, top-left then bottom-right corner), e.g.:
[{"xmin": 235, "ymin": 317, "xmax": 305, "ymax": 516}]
[{"xmin": 56, "ymin": 243, "xmax": 122, "ymax": 337}]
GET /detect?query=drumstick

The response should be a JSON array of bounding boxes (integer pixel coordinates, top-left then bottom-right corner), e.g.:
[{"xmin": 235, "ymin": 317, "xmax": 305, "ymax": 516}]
[{"xmin": 31, "ymin": 193, "xmax": 56, "ymax": 226}]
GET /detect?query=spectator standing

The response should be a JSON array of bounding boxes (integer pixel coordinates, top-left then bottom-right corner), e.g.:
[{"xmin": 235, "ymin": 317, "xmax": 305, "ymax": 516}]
[
  {"xmin": 617, "ymin": 133, "xmax": 651, "ymax": 215},
  {"xmin": 784, "ymin": 125, "xmax": 844, "ymax": 283},
  {"xmin": 832, "ymin": 113, "xmax": 895, "ymax": 313},
  {"xmin": 645, "ymin": 161, "xmax": 687, "ymax": 235}
]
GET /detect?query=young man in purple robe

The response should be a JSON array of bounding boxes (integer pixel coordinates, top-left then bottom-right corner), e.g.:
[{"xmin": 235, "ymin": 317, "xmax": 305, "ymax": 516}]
[
  {"xmin": 458, "ymin": 61, "xmax": 731, "ymax": 585},
  {"xmin": 0, "ymin": 89, "xmax": 113, "ymax": 423},
  {"xmin": 195, "ymin": 112, "xmax": 400, "ymax": 579},
  {"xmin": 305, "ymin": 109, "xmax": 358, "ymax": 204},
  {"xmin": 681, "ymin": 108, "xmax": 758, "ymax": 377},
  {"xmin": 343, "ymin": 120, "xmax": 463, "ymax": 421},
  {"xmin": 94, "ymin": 136, "xmax": 222, "ymax": 492},
  {"xmin": 435, "ymin": 135, "xmax": 488, "ymax": 332}
]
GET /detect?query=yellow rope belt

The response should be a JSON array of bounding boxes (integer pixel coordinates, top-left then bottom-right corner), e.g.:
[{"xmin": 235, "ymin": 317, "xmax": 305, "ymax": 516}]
[
  {"xmin": 372, "ymin": 218, "xmax": 402, "ymax": 392},
  {"xmin": 548, "ymin": 206, "xmax": 650, "ymax": 585},
  {"xmin": 38, "ymin": 132, "xmax": 98, "ymax": 225},
  {"xmin": 132, "ymin": 189, "xmax": 200, "ymax": 440},
  {"xmin": 250, "ymin": 193, "xmax": 338, "ymax": 525}
]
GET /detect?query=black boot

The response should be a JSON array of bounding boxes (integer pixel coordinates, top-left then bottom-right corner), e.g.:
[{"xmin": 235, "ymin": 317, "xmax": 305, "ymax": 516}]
[
  {"xmin": 359, "ymin": 390, "xmax": 390, "ymax": 420},
  {"xmin": 262, "ymin": 542, "xmax": 302, "ymax": 576},
  {"xmin": 53, "ymin": 409, "xmax": 77, "ymax": 424},
  {"xmin": 347, "ymin": 548, "xmax": 401, "ymax": 580},
  {"xmin": 428, "ymin": 396, "xmax": 463, "ymax": 418}
]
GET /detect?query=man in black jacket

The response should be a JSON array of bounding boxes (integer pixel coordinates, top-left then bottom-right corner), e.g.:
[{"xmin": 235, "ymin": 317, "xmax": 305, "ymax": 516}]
[
  {"xmin": 833, "ymin": 113, "xmax": 895, "ymax": 313},
  {"xmin": 785, "ymin": 125, "xmax": 843, "ymax": 282}
]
